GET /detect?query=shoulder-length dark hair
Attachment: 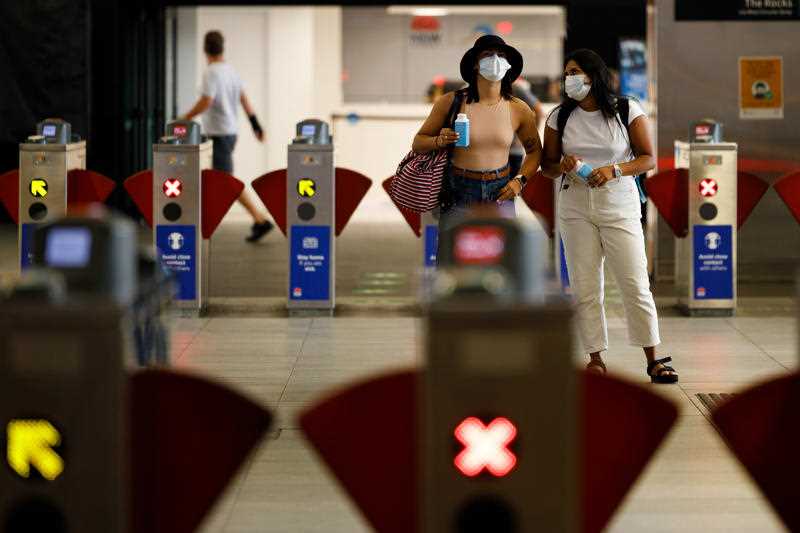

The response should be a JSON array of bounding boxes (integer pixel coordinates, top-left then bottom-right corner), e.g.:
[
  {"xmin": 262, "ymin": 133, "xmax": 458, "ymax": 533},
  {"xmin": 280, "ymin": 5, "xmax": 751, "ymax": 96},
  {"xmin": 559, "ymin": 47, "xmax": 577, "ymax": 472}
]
[
  {"xmin": 463, "ymin": 65, "xmax": 514, "ymax": 104},
  {"xmin": 557, "ymin": 48, "xmax": 620, "ymax": 120}
]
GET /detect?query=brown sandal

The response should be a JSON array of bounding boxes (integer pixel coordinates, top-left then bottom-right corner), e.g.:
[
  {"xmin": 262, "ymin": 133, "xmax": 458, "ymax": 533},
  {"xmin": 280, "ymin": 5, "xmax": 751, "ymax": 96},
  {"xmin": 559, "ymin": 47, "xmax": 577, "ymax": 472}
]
[{"xmin": 586, "ymin": 359, "xmax": 607, "ymax": 375}]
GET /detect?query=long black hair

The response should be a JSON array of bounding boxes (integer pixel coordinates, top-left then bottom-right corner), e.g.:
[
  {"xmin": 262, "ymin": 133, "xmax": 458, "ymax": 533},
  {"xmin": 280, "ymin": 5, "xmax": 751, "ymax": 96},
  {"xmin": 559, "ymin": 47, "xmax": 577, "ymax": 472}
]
[
  {"xmin": 464, "ymin": 60, "xmax": 514, "ymax": 104},
  {"xmin": 549, "ymin": 49, "xmax": 624, "ymax": 130}
]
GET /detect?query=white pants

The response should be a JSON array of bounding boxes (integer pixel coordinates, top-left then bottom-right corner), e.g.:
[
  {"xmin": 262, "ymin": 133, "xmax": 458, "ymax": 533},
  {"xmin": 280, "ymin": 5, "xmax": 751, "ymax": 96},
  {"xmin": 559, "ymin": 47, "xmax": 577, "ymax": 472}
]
[{"xmin": 558, "ymin": 175, "xmax": 660, "ymax": 354}]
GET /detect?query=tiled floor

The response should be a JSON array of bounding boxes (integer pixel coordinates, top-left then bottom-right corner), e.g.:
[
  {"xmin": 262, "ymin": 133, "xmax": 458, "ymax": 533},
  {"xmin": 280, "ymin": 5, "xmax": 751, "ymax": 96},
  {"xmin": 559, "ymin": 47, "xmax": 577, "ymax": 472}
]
[
  {"xmin": 1, "ymin": 205, "xmax": 797, "ymax": 532},
  {"xmin": 164, "ymin": 310, "xmax": 795, "ymax": 533}
]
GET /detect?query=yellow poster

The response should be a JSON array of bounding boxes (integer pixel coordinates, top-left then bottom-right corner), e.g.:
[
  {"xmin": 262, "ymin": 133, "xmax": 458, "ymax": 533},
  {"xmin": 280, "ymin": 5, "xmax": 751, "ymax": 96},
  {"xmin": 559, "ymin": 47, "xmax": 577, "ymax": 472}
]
[{"xmin": 739, "ymin": 56, "xmax": 783, "ymax": 119}]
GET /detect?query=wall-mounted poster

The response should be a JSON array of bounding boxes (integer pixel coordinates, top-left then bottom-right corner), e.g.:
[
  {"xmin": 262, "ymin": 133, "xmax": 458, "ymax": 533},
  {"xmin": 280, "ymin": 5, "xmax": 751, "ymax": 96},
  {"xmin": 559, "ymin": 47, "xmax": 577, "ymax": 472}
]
[
  {"xmin": 739, "ymin": 56, "xmax": 783, "ymax": 119},
  {"xmin": 619, "ymin": 39, "xmax": 648, "ymax": 102}
]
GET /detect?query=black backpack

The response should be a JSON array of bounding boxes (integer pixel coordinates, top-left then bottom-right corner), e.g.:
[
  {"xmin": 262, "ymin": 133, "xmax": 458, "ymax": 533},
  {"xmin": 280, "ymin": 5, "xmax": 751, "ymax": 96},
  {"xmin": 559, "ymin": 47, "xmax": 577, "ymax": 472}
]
[{"xmin": 555, "ymin": 97, "xmax": 648, "ymax": 201}]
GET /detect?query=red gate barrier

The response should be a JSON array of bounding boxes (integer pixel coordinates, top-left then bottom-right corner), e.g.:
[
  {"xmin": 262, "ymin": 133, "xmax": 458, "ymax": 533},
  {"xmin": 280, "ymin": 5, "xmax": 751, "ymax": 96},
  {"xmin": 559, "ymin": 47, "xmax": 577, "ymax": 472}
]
[
  {"xmin": 382, "ymin": 177, "xmax": 421, "ymax": 237},
  {"xmin": 300, "ymin": 370, "xmax": 677, "ymax": 533},
  {"xmin": 251, "ymin": 167, "xmax": 372, "ymax": 237},
  {"xmin": 131, "ymin": 369, "xmax": 272, "ymax": 533},
  {"xmin": 645, "ymin": 169, "xmax": 769, "ymax": 237},
  {"xmin": 123, "ymin": 169, "xmax": 244, "ymax": 239},
  {"xmin": 774, "ymin": 171, "xmax": 800, "ymax": 225},
  {"xmin": 520, "ymin": 171, "xmax": 555, "ymax": 238},
  {"xmin": 712, "ymin": 373, "xmax": 800, "ymax": 532},
  {"xmin": 0, "ymin": 169, "xmax": 19, "ymax": 223},
  {"xmin": 0, "ymin": 168, "xmax": 116, "ymax": 224}
]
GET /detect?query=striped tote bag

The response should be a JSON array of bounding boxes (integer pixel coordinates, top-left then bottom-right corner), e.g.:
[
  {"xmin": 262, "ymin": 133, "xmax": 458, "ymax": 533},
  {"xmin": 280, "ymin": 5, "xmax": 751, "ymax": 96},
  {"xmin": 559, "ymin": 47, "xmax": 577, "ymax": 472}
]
[
  {"xmin": 389, "ymin": 90, "xmax": 465, "ymax": 213},
  {"xmin": 389, "ymin": 148, "xmax": 450, "ymax": 213}
]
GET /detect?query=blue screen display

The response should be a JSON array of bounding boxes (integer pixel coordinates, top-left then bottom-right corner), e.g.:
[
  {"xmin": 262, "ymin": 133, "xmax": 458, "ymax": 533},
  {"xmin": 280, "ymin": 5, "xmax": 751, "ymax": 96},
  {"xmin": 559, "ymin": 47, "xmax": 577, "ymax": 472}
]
[
  {"xmin": 301, "ymin": 124, "xmax": 316, "ymax": 136},
  {"xmin": 45, "ymin": 227, "xmax": 92, "ymax": 268},
  {"xmin": 42, "ymin": 124, "xmax": 57, "ymax": 137}
]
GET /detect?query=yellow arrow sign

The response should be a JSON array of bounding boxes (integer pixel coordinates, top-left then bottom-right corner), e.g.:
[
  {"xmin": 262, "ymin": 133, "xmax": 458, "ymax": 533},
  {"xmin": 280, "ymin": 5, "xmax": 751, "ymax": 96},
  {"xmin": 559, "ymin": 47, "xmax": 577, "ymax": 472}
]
[
  {"xmin": 297, "ymin": 178, "xmax": 316, "ymax": 198},
  {"xmin": 6, "ymin": 419, "xmax": 65, "ymax": 481},
  {"xmin": 30, "ymin": 179, "xmax": 48, "ymax": 198}
]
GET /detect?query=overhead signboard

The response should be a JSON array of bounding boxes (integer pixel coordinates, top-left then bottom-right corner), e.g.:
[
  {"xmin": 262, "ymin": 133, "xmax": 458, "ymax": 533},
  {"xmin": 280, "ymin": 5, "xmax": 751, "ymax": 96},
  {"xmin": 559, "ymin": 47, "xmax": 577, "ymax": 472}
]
[{"xmin": 676, "ymin": 0, "xmax": 800, "ymax": 21}]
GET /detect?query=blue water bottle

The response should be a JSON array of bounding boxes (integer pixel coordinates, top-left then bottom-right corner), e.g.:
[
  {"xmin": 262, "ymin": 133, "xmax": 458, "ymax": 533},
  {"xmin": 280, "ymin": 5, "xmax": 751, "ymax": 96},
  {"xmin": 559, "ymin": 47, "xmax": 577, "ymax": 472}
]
[
  {"xmin": 574, "ymin": 159, "xmax": 593, "ymax": 181},
  {"xmin": 454, "ymin": 113, "xmax": 469, "ymax": 148}
]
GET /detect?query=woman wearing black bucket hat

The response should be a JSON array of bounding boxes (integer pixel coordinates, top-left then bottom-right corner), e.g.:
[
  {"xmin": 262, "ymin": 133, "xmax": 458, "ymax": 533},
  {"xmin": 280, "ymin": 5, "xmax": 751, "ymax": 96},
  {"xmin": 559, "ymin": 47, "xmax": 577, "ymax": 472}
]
[{"xmin": 412, "ymin": 35, "xmax": 542, "ymax": 232}]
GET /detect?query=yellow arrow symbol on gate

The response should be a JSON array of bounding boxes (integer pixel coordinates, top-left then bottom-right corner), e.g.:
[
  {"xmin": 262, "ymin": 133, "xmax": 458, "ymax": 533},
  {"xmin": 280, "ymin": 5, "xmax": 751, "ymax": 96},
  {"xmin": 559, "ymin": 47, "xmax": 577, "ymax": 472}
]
[
  {"xmin": 30, "ymin": 179, "xmax": 48, "ymax": 198},
  {"xmin": 297, "ymin": 178, "xmax": 316, "ymax": 198},
  {"xmin": 6, "ymin": 419, "xmax": 64, "ymax": 481}
]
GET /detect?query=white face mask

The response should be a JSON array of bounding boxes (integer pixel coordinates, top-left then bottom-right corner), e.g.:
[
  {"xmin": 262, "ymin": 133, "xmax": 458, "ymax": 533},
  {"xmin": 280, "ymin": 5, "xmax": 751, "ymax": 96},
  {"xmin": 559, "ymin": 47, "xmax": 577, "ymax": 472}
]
[
  {"xmin": 478, "ymin": 54, "xmax": 512, "ymax": 82},
  {"xmin": 564, "ymin": 74, "xmax": 591, "ymax": 101}
]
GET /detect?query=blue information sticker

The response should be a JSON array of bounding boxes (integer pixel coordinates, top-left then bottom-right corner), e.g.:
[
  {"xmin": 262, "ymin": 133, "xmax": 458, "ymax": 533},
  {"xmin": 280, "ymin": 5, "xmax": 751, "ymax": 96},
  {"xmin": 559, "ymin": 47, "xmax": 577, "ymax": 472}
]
[
  {"xmin": 20, "ymin": 223, "xmax": 38, "ymax": 270},
  {"xmin": 156, "ymin": 225, "xmax": 196, "ymax": 300},
  {"xmin": 559, "ymin": 237, "xmax": 571, "ymax": 291},
  {"xmin": 290, "ymin": 225, "xmax": 331, "ymax": 300},
  {"xmin": 424, "ymin": 224, "xmax": 438, "ymax": 267},
  {"xmin": 693, "ymin": 225, "xmax": 733, "ymax": 300}
]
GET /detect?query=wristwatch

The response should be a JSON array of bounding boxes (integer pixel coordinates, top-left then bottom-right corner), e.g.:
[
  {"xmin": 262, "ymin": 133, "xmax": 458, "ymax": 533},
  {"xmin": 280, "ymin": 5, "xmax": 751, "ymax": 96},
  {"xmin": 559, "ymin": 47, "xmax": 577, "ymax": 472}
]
[
  {"xmin": 612, "ymin": 164, "xmax": 622, "ymax": 179},
  {"xmin": 514, "ymin": 174, "xmax": 528, "ymax": 190}
]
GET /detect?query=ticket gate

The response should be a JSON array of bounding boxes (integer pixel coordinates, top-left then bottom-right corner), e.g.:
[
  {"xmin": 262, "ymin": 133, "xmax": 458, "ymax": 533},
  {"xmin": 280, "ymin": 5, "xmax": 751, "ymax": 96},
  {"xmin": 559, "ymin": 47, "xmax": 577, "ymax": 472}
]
[
  {"xmin": 0, "ymin": 269, "xmax": 272, "ymax": 533},
  {"xmin": 672, "ymin": 140, "xmax": 738, "ymax": 315},
  {"xmin": 645, "ymin": 120, "xmax": 768, "ymax": 316},
  {"xmin": 251, "ymin": 120, "xmax": 372, "ymax": 314},
  {"xmin": 0, "ymin": 119, "xmax": 116, "ymax": 271},
  {"xmin": 0, "ymin": 274, "xmax": 131, "ymax": 532},
  {"xmin": 123, "ymin": 120, "xmax": 245, "ymax": 315},
  {"xmin": 299, "ymin": 215, "xmax": 678, "ymax": 533}
]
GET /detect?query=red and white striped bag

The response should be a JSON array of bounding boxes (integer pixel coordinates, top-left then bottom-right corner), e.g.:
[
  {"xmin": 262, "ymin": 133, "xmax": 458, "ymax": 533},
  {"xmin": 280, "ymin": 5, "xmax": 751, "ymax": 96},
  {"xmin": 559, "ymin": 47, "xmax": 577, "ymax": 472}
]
[
  {"xmin": 389, "ymin": 149, "xmax": 450, "ymax": 213},
  {"xmin": 389, "ymin": 90, "xmax": 466, "ymax": 213}
]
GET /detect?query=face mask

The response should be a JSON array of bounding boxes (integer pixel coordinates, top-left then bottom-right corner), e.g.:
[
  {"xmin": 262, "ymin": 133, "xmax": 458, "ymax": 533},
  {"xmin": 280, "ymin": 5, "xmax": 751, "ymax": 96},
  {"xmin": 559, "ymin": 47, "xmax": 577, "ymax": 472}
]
[
  {"xmin": 564, "ymin": 74, "xmax": 591, "ymax": 101},
  {"xmin": 479, "ymin": 54, "xmax": 512, "ymax": 82}
]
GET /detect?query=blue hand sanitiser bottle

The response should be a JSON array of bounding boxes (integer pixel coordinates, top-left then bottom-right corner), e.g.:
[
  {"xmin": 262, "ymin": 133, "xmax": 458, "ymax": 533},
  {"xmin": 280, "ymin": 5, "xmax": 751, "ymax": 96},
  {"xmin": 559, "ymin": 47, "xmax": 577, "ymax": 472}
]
[
  {"xmin": 454, "ymin": 113, "xmax": 469, "ymax": 148},
  {"xmin": 574, "ymin": 159, "xmax": 593, "ymax": 181}
]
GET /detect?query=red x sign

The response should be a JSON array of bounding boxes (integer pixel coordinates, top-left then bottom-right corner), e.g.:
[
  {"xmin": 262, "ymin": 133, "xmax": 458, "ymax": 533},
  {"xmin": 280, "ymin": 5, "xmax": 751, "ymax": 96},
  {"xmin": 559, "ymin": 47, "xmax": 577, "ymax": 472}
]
[
  {"xmin": 163, "ymin": 179, "xmax": 182, "ymax": 198},
  {"xmin": 454, "ymin": 417, "xmax": 517, "ymax": 477},
  {"xmin": 699, "ymin": 178, "xmax": 718, "ymax": 197}
]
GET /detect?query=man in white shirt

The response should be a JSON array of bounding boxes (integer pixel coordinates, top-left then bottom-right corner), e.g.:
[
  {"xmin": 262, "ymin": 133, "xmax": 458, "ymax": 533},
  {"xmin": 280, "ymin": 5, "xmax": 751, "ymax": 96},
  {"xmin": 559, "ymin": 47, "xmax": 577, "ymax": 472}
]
[{"xmin": 181, "ymin": 31, "xmax": 273, "ymax": 243}]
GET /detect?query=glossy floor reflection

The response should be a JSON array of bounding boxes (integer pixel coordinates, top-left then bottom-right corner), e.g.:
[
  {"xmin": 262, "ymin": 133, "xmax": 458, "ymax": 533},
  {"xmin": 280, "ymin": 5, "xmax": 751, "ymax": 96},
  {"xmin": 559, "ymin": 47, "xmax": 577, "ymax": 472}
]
[{"xmin": 171, "ymin": 312, "xmax": 795, "ymax": 533}]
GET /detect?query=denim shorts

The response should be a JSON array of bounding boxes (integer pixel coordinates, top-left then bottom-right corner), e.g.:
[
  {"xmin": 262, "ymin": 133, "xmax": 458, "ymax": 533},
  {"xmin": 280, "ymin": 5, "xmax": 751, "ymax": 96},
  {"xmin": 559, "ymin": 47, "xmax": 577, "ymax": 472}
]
[
  {"xmin": 210, "ymin": 135, "xmax": 237, "ymax": 174},
  {"xmin": 438, "ymin": 167, "xmax": 516, "ymax": 234}
]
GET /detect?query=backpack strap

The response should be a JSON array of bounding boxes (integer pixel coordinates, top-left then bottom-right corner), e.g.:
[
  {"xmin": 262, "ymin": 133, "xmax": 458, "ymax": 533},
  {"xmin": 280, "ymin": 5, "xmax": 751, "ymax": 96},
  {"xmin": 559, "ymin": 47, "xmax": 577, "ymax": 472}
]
[{"xmin": 617, "ymin": 97, "xmax": 648, "ymax": 203}]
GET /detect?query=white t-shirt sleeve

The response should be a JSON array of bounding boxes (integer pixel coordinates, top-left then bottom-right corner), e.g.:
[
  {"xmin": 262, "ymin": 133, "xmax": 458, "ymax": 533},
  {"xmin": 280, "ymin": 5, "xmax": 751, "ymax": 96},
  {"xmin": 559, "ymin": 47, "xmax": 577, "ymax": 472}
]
[
  {"xmin": 201, "ymin": 69, "xmax": 218, "ymax": 99},
  {"xmin": 545, "ymin": 107, "xmax": 561, "ymax": 131},
  {"xmin": 626, "ymin": 99, "xmax": 646, "ymax": 125}
]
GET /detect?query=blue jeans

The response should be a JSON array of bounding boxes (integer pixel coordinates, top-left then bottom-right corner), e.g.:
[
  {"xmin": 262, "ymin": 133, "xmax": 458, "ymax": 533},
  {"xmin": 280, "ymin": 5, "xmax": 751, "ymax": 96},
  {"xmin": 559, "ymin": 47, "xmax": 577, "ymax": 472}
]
[{"xmin": 438, "ymin": 168, "xmax": 516, "ymax": 234}]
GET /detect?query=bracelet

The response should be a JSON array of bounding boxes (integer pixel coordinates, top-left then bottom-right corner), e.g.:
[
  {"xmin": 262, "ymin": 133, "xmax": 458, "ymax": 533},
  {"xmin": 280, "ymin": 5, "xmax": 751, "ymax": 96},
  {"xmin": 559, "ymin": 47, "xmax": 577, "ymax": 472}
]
[
  {"xmin": 434, "ymin": 136, "xmax": 442, "ymax": 149},
  {"xmin": 248, "ymin": 114, "xmax": 263, "ymax": 135}
]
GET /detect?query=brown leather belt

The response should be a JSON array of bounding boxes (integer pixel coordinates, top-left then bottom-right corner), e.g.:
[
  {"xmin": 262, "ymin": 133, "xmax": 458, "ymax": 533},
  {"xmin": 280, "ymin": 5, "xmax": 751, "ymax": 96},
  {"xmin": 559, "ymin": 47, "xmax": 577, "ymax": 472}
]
[{"xmin": 451, "ymin": 165, "xmax": 510, "ymax": 181}]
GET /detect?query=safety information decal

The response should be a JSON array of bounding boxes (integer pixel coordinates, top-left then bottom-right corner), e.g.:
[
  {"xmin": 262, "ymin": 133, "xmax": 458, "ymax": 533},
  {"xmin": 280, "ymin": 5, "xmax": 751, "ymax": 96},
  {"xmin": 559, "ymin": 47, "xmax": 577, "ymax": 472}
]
[
  {"xmin": 156, "ymin": 225, "xmax": 196, "ymax": 300},
  {"xmin": 20, "ymin": 223, "xmax": 38, "ymax": 270},
  {"xmin": 424, "ymin": 225, "xmax": 438, "ymax": 267},
  {"xmin": 290, "ymin": 225, "xmax": 330, "ymax": 300},
  {"xmin": 694, "ymin": 225, "xmax": 733, "ymax": 300}
]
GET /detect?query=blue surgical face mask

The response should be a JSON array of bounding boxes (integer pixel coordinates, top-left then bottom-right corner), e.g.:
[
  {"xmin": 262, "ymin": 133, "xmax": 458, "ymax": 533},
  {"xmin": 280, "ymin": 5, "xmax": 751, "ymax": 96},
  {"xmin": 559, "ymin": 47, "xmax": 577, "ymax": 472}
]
[
  {"xmin": 479, "ymin": 54, "xmax": 512, "ymax": 82},
  {"xmin": 565, "ymin": 74, "xmax": 591, "ymax": 101}
]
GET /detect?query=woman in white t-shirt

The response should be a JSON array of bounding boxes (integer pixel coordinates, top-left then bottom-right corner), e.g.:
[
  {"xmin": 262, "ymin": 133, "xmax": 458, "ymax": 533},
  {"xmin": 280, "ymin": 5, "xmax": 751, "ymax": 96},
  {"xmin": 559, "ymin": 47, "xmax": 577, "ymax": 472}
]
[{"xmin": 541, "ymin": 49, "xmax": 678, "ymax": 384}]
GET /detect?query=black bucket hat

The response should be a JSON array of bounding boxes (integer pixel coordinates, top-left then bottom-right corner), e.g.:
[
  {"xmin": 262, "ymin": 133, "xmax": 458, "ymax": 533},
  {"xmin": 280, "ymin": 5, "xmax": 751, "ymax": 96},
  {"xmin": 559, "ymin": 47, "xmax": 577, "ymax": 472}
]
[{"xmin": 459, "ymin": 34, "xmax": 523, "ymax": 84}]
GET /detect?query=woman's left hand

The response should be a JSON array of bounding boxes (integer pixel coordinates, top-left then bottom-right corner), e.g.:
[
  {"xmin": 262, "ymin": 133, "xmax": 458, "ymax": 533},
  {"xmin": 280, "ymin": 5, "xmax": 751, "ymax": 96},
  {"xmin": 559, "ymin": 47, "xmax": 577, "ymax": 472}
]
[
  {"xmin": 496, "ymin": 178, "xmax": 523, "ymax": 202},
  {"xmin": 588, "ymin": 166, "xmax": 615, "ymax": 188}
]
